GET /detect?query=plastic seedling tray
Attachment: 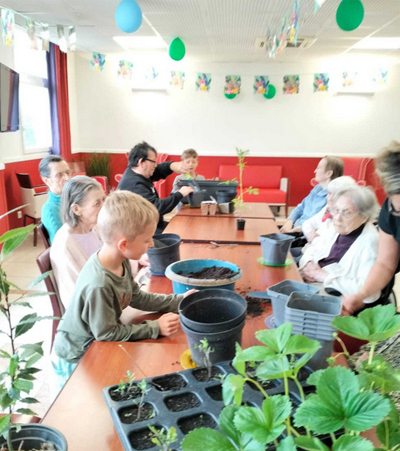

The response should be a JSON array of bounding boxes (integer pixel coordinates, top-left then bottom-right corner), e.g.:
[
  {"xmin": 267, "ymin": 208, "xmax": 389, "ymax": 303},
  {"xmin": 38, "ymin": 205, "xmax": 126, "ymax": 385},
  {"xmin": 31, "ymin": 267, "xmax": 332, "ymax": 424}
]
[{"xmin": 103, "ymin": 362, "xmax": 313, "ymax": 451}]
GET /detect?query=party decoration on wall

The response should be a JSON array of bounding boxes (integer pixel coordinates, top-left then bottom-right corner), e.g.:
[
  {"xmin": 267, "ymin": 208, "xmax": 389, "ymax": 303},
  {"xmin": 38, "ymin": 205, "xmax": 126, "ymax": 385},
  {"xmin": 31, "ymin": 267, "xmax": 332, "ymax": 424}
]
[
  {"xmin": 90, "ymin": 52, "xmax": 106, "ymax": 72},
  {"xmin": 115, "ymin": 0, "xmax": 142, "ymax": 33},
  {"xmin": 254, "ymin": 76, "xmax": 269, "ymax": 94},
  {"xmin": 336, "ymin": 0, "xmax": 364, "ymax": 32},
  {"xmin": 57, "ymin": 25, "xmax": 67, "ymax": 52},
  {"xmin": 224, "ymin": 75, "xmax": 241, "ymax": 99},
  {"xmin": 372, "ymin": 68, "xmax": 388, "ymax": 85},
  {"xmin": 169, "ymin": 37, "xmax": 186, "ymax": 61},
  {"xmin": 1, "ymin": 8, "xmax": 14, "ymax": 47},
  {"xmin": 131, "ymin": 64, "xmax": 168, "ymax": 90},
  {"xmin": 283, "ymin": 75, "xmax": 300, "ymax": 94},
  {"xmin": 195, "ymin": 73, "xmax": 211, "ymax": 92},
  {"xmin": 264, "ymin": 84, "xmax": 276, "ymax": 99},
  {"xmin": 68, "ymin": 26, "xmax": 77, "ymax": 51},
  {"xmin": 341, "ymin": 71, "xmax": 358, "ymax": 88},
  {"xmin": 314, "ymin": 0, "xmax": 327, "ymax": 12},
  {"xmin": 118, "ymin": 60, "xmax": 134, "ymax": 80},
  {"xmin": 25, "ymin": 18, "xmax": 37, "ymax": 49},
  {"xmin": 40, "ymin": 24, "xmax": 50, "ymax": 51},
  {"xmin": 170, "ymin": 71, "xmax": 185, "ymax": 89},
  {"xmin": 276, "ymin": 17, "xmax": 289, "ymax": 55},
  {"xmin": 313, "ymin": 73, "xmax": 329, "ymax": 92},
  {"xmin": 288, "ymin": 0, "xmax": 299, "ymax": 45}
]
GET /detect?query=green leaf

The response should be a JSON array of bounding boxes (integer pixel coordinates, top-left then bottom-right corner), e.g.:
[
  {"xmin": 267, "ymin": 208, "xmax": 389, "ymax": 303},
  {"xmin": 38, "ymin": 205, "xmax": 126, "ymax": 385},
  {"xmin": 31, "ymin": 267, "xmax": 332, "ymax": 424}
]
[
  {"xmin": 256, "ymin": 355, "xmax": 291, "ymax": 380},
  {"xmin": 285, "ymin": 335, "xmax": 321, "ymax": 356},
  {"xmin": 234, "ymin": 395, "xmax": 290, "ymax": 444},
  {"xmin": 232, "ymin": 343, "xmax": 245, "ymax": 375},
  {"xmin": 28, "ymin": 271, "xmax": 51, "ymax": 288},
  {"xmin": 181, "ymin": 428, "xmax": 236, "ymax": 451},
  {"xmin": 239, "ymin": 346, "xmax": 275, "ymax": 362},
  {"xmin": 332, "ymin": 434, "xmax": 373, "ymax": 451},
  {"xmin": 255, "ymin": 323, "xmax": 292, "ymax": 353},
  {"xmin": 332, "ymin": 305, "xmax": 400, "ymax": 342},
  {"xmin": 219, "ymin": 406, "xmax": 241, "ymax": 446},
  {"xmin": 376, "ymin": 405, "xmax": 400, "ymax": 449},
  {"xmin": 357, "ymin": 356, "xmax": 400, "ymax": 394},
  {"xmin": 8, "ymin": 355, "xmax": 18, "ymax": 377},
  {"xmin": 0, "ymin": 414, "xmax": 11, "ymax": 435},
  {"xmin": 13, "ymin": 378, "xmax": 33, "ymax": 393},
  {"xmin": 294, "ymin": 395, "xmax": 342, "ymax": 433},
  {"xmin": 306, "ymin": 369, "xmax": 325, "ymax": 387},
  {"xmin": 294, "ymin": 436, "xmax": 329, "ymax": 450},
  {"xmin": 277, "ymin": 436, "xmax": 297, "ymax": 450},
  {"xmin": 0, "ymin": 349, "xmax": 11, "ymax": 358},
  {"xmin": 15, "ymin": 313, "xmax": 38, "ymax": 337},
  {"xmin": 222, "ymin": 374, "xmax": 245, "ymax": 406},
  {"xmin": 16, "ymin": 407, "xmax": 37, "ymax": 416},
  {"xmin": 20, "ymin": 396, "xmax": 39, "ymax": 404},
  {"xmin": 0, "ymin": 225, "xmax": 34, "ymax": 259}
]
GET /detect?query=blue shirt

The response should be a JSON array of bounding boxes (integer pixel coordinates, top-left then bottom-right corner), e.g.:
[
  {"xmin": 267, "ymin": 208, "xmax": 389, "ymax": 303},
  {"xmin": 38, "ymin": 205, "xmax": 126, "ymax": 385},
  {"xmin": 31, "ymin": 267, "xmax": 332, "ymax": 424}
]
[
  {"xmin": 289, "ymin": 184, "xmax": 328, "ymax": 228},
  {"xmin": 41, "ymin": 191, "xmax": 62, "ymax": 243}
]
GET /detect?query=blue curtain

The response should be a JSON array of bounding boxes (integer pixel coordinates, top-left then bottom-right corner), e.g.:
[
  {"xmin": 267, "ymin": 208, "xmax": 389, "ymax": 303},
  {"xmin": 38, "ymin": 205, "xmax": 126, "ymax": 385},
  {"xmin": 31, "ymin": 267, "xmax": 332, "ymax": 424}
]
[{"xmin": 46, "ymin": 43, "xmax": 60, "ymax": 155}]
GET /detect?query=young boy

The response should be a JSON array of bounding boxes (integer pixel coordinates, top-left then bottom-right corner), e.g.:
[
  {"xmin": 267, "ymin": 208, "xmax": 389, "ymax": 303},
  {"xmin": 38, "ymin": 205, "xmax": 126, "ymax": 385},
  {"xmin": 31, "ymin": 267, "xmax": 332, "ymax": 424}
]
[
  {"xmin": 52, "ymin": 191, "xmax": 189, "ymax": 384},
  {"xmin": 172, "ymin": 148, "xmax": 205, "ymax": 193}
]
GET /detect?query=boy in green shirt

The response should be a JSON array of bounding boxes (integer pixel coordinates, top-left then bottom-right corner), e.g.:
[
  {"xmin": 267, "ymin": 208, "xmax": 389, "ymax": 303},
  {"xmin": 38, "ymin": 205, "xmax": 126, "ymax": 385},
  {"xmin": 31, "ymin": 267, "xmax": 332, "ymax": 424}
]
[{"xmin": 52, "ymin": 191, "xmax": 190, "ymax": 385}]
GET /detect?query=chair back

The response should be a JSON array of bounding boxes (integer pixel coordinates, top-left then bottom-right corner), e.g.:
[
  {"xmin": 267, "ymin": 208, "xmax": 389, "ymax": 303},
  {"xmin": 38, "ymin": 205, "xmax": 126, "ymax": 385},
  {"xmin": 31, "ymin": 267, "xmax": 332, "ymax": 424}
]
[
  {"xmin": 37, "ymin": 223, "xmax": 51, "ymax": 249},
  {"xmin": 36, "ymin": 248, "xmax": 65, "ymax": 348},
  {"xmin": 19, "ymin": 187, "xmax": 48, "ymax": 219},
  {"xmin": 16, "ymin": 173, "xmax": 33, "ymax": 189},
  {"xmin": 115, "ymin": 173, "xmax": 123, "ymax": 184}
]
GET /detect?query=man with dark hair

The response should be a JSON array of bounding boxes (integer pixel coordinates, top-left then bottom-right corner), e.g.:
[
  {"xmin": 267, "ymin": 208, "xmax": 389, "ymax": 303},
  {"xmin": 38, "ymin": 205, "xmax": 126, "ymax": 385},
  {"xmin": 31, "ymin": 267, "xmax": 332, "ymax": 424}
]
[
  {"xmin": 39, "ymin": 155, "xmax": 71, "ymax": 243},
  {"xmin": 118, "ymin": 142, "xmax": 193, "ymax": 233}
]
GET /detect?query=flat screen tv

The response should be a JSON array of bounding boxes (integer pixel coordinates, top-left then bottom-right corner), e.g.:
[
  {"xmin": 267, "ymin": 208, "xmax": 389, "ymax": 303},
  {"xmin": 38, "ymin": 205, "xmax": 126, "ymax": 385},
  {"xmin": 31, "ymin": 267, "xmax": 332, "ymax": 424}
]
[{"xmin": 0, "ymin": 62, "xmax": 20, "ymax": 132}]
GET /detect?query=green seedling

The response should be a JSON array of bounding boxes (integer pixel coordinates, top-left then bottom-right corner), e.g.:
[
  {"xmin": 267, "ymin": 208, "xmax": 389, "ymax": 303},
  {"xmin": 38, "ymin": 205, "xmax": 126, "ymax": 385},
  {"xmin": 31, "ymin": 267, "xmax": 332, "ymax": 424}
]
[
  {"xmin": 196, "ymin": 338, "xmax": 214, "ymax": 380},
  {"xmin": 149, "ymin": 425, "xmax": 178, "ymax": 451}
]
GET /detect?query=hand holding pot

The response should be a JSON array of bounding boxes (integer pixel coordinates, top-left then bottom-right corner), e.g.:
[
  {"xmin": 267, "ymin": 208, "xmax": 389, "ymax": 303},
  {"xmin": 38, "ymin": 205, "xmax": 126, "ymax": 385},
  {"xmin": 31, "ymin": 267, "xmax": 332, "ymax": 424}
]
[
  {"xmin": 158, "ymin": 312, "xmax": 180, "ymax": 336},
  {"xmin": 178, "ymin": 186, "xmax": 194, "ymax": 197}
]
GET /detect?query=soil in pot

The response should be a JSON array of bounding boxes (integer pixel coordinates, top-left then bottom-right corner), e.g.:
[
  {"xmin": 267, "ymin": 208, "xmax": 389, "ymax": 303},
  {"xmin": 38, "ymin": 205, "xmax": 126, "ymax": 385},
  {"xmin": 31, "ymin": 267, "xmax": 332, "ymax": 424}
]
[
  {"xmin": 177, "ymin": 412, "xmax": 217, "ymax": 435},
  {"xmin": 178, "ymin": 266, "xmax": 238, "ymax": 279},
  {"xmin": 129, "ymin": 425, "xmax": 172, "ymax": 450},
  {"xmin": 164, "ymin": 392, "xmax": 201, "ymax": 412},
  {"xmin": 151, "ymin": 373, "xmax": 187, "ymax": 391},
  {"xmin": 119, "ymin": 402, "xmax": 155, "ymax": 424},
  {"xmin": 192, "ymin": 366, "xmax": 222, "ymax": 382},
  {"xmin": 109, "ymin": 384, "xmax": 142, "ymax": 402},
  {"xmin": 205, "ymin": 384, "xmax": 223, "ymax": 401}
]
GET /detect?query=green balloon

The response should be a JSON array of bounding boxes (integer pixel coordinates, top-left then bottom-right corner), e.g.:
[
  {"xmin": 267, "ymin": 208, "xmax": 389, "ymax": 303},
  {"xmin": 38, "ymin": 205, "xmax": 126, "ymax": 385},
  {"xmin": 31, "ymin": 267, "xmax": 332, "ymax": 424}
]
[
  {"xmin": 224, "ymin": 93, "xmax": 236, "ymax": 99},
  {"xmin": 264, "ymin": 84, "xmax": 276, "ymax": 99},
  {"xmin": 169, "ymin": 37, "xmax": 186, "ymax": 61},
  {"xmin": 336, "ymin": 0, "xmax": 364, "ymax": 31}
]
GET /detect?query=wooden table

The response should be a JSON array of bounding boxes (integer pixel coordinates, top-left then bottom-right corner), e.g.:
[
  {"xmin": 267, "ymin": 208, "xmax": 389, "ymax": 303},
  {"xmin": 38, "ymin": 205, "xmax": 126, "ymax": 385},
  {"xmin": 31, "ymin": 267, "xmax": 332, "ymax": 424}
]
[
  {"xmin": 177, "ymin": 202, "xmax": 275, "ymax": 219},
  {"xmin": 42, "ymin": 243, "xmax": 301, "ymax": 449},
  {"xmin": 164, "ymin": 216, "xmax": 278, "ymax": 244}
]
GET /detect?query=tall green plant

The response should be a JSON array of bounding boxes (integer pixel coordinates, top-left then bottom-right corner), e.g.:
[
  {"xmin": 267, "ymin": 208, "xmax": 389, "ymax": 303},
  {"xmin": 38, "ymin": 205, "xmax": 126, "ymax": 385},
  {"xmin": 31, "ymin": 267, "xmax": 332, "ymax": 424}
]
[
  {"xmin": 85, "ymin": 153, "xmax": 110, "ymax": 178},
  {"xmin": 182, "ymin": 305, "xmax": 400, "ymax": 450},
  {"xmin": 233, "ymin": 148, "xmax": 258, "ymax": 209},
  {"xmin": 0, "ymin": 224, "xmax": 53, "ymax": 445}
]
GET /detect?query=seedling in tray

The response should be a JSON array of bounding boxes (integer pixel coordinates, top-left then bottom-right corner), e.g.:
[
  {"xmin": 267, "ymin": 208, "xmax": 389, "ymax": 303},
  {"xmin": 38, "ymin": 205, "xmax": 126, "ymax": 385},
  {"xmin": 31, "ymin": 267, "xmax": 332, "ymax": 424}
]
[
  {"xmin": 196, "ymin": 338, "xmax": 214, "ymax": 380},
  {"xmin": 149, "ymin": 425, "xmax": 178, "ymax": 451}
]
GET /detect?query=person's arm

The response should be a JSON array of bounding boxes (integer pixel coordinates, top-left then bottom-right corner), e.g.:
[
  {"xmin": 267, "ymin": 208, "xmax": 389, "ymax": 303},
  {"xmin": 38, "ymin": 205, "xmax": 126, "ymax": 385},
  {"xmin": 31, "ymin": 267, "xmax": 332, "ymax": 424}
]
[
  {"xmin": 302, "ymin": 208, "xmax": 325, "ymax": 241},
  {"xmin": 42, "ymin": 201, "xmax": 62, "ymax": 243},
  {"xmin": 342, "ymin": 229, "xmax": 400, "ymax": 313},
  {"xmin": 133, "ymin": 179, "xmax": 184, "ymax": 215}
]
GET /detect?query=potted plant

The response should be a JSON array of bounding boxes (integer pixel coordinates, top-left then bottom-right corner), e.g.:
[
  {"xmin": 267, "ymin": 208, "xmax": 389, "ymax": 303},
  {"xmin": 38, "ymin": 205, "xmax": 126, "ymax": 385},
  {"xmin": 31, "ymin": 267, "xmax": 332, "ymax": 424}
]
[
  {"xmin": 232, "ymin": 148, "xmax": 259, "ymax": 210},
  {"xmin": 85, "ymin": 152, "xmax": 110, "ymax": 179},
  {"xmin": 182, "ymin": 304, "xmax": 400, "ymax": 450},
  {"xmin": 0, "ymin": 221, "xmax": 67, "ymax": 450}
]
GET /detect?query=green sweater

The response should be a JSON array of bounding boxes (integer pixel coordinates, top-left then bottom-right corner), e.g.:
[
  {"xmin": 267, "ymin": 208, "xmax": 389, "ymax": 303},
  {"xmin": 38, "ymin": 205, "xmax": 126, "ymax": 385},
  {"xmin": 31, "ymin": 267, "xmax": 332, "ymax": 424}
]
[{"xmin": 54, "ymin": 253, "xmax": 183, "ymax": 363}]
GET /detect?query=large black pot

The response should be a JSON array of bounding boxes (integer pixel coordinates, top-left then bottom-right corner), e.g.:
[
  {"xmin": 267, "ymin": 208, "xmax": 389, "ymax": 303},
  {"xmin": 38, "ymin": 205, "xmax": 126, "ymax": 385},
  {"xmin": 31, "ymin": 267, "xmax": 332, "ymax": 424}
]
[
  {"xmin": 3, "ymin": 424, "xmax": 68, "ymax": 450},
  {"xmin": 148, "ymin": 233, "xmax": 181, "ymax": 276},
  {"xmin": 179, "ymin": 288, "xmax": 247, "ymax": 333}
]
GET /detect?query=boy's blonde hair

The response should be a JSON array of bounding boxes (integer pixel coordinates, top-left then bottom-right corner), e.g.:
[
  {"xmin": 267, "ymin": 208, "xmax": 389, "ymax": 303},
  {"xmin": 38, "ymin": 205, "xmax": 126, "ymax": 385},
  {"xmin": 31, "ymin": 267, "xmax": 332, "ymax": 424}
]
[
  {"xmin": 181, "ymin": 148, "xmax": 198, "ymax": 160},
  {"xmin": 97, "ymin": 191, "xmax": 158, "ymax": 243}
]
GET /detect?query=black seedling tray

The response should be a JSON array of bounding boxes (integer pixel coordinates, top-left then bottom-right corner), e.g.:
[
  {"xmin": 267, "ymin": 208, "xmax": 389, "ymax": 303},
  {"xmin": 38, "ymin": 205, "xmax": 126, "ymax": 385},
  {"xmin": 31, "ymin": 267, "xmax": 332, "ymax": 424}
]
[{"xmin": 103, "ymin": 362, "xmax": 312, "ymax": 451}]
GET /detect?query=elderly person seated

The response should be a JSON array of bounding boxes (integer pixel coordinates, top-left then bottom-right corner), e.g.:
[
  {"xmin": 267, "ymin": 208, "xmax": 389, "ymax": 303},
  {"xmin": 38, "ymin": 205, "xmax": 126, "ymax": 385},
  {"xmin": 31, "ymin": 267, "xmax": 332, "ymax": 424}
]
[
  {"xmin": 50, "ymin": 176, "xmax": 105, "ymax": 309},
  {"xmin": 299, "ymin": 185, "xmax": 380, "ymax": 306}
]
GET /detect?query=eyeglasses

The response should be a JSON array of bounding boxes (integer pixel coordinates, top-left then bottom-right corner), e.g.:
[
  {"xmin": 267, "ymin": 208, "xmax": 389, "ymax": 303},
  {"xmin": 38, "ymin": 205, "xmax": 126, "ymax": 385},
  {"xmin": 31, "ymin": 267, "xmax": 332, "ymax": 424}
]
[
  {"xmin": 388, "ymin": 200, "xmax": 400, "ymax": 217},
  {"xmin": 145, "ymin": 158, "xmax": 157, "ymax": 165},
  {"xmin": 331, "ymin": 208, "xmax": 358, "ymax": 219}
]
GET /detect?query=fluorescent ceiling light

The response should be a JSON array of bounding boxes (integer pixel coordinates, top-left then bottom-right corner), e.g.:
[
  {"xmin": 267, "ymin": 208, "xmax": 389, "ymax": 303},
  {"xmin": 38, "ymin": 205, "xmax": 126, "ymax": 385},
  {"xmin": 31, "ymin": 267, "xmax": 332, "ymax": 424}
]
[
  {"xmin": 353, "ymin": 37, "xmax": 400, "ymax": 50},
  {"xmin": 113, "ymin": 35, "xmax": 167, "ymax": 50}
]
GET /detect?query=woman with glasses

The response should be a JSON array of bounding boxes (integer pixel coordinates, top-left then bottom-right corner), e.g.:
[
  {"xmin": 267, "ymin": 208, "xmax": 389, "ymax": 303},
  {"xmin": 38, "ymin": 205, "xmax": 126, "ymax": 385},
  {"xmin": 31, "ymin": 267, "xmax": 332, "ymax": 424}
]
[
  {"xmin": 343, "ymin": 141, "xmax": 400, "ymax": 314},
  {"xmin": 299, "ymin": 184, "xmax": 380, "ymax": 307}
]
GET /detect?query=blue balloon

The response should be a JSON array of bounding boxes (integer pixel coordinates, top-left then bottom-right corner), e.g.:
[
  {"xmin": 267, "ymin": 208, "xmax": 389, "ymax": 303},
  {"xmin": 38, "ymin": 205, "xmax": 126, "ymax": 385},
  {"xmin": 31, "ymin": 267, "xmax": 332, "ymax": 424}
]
[{"xmin": 115, "ymin": 0, "xmax": 142, "ymax": 33}]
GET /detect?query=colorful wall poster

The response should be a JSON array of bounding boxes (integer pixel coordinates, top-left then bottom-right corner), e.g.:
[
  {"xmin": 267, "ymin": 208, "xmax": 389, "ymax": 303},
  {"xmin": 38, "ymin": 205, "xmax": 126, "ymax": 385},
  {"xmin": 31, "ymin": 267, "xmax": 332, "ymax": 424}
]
[
  {"xmin": 1, "ymin": 9, "xmax": 14, "ymax": 47},
  {"xmin": 313, "ymin": 73, "xmax": 329, "ymax": 92},
  {"xmin": 283, "ymin": 75, "xmax": 300, "ymax": 94},
  {"xmin": 118, "ymin": 60, "xmax": 134, "ymax": 80},
  {"xmin": 90, "ymin": 52, "xmax": 106, "ymax": 72},
  {"xmin": 170, "ymin": 71, "xmax": 185, "ymax": 89},
  {"xmin": 195, "ymin": 73, "xmax": 212, "ymax": 92},
  {"xmin": 253, "ymin": 76, "xmax": 269, "ymax": 94},
  {"xmin": 224, "ymin": 75, "xmax": 241, "ymax": 95}
]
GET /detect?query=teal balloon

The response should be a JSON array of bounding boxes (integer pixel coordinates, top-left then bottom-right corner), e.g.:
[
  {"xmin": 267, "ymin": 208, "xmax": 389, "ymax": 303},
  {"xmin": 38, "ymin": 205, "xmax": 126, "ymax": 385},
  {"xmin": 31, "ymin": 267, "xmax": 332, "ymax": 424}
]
[
  {"xmin": 264, "ymin": 84, "xmax": 276, "ymax": 99},
  {"xmin": 336, "ymin": 0, "xmax": 364, "ymax": 31},
  {"xmin": 115, "ymin": 0, "xmax": 142, "ymax": 33},
  {"xmin": 169, "ymin": 37, "xmax": 186, "ymax": 61}
]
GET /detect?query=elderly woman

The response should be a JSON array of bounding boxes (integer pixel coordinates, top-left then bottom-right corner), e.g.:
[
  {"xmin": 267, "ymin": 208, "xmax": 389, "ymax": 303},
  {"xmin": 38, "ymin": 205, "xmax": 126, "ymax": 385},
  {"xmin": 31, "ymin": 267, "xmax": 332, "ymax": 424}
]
[
  {"xmin": 50, "ymin": 176, "xmax": 105, "ymax": 309},
  {"xmin": 299, "ymin": 184, "xmax": 380, "ymax": 305},
  {"xmin": 344, "ymin": 141, "xmax": 400, "ymax": 313}
]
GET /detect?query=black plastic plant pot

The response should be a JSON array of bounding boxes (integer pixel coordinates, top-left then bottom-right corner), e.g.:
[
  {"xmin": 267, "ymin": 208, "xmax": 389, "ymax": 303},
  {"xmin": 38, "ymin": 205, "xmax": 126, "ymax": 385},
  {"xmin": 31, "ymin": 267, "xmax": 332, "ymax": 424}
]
[
  {"xmin": 180, "ymin": 319, "xmax": 245, "ymax": 365},
  {"xmin": 215, "ymin": 189, "xmax": 236, "ymax": 204},
  {"xmin": 147, "ymin": 233, "xmax": 181, "ymax": 276},
  {"xmin": 188, "ymin": 190, "xmax": 207, "ymax": 207},
  {"xmin": 178, "ymin": 288, "xmax": 247, "ymax": 333},
  {"xmin": 3, "ymin": 424, "xmax": 68, "ymax": 451}
]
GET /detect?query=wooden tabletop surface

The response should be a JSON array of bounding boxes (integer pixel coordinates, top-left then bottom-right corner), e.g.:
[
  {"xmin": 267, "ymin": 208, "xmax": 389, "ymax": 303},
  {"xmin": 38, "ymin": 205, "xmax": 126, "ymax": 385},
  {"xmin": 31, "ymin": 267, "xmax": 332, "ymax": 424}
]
[
  {"xmin": 176, "ymin": 202, "xmax": 275, "ymax": 219},
  {"xmin": 42, "ymin": 239, "xmax": 301, "ymax": 450},
  {"xmin": 164, "ymin": 216, "xmax": 278, "ymax": 244}
]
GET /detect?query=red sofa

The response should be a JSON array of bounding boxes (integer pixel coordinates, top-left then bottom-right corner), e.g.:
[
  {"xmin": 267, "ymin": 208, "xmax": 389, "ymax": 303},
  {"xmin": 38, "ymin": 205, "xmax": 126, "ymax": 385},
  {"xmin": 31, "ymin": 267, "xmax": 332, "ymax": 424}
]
[{"xmin": 218, "ymin": 165, "xmax": 289, "ymax": 215}]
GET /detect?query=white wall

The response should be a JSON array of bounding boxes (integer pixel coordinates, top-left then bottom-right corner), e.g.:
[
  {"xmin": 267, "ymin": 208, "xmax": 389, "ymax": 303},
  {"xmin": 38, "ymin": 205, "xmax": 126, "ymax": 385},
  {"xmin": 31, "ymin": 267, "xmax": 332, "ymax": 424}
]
[{"xmin": 69, "ymin": 52, "xmax": 400, "ymax": 157}]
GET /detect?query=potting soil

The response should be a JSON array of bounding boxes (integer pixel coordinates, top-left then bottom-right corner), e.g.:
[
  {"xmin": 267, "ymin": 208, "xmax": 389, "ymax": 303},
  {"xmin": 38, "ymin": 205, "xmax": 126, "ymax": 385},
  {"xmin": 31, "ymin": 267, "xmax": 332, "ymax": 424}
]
[{"xmin": 178, "ymin": 266, "xmax": 239, "ymax": 279}]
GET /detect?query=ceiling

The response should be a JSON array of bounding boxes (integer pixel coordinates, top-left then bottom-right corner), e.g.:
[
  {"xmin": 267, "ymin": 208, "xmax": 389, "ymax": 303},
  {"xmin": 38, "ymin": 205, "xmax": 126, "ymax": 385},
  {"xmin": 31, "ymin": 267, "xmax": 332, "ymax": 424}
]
[{"xmin": 1, "ymin": 0, "xmax": 400, "ymax": 63}]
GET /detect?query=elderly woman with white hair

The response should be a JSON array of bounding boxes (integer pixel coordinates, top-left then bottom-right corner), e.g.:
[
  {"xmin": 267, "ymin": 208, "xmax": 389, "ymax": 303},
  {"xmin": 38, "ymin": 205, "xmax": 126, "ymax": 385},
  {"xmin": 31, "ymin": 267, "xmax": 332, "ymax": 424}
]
[{"xmin": 299, "ymin": 184, "xmax": 380, "ymax": 306}]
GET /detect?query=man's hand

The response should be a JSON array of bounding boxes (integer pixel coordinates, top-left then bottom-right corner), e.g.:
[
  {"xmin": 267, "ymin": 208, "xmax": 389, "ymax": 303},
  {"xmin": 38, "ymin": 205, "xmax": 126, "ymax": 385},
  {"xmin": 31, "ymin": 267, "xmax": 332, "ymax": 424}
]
[
  {"xmin": 178, "ymin": 186, "xmax": 194, "ymax": 197},
  {"xmin": 158, "ymin": 312, "xmax": 180, "ymax": 336},
  {"xmin": 280, "ymin": 219, "xmax": 294, "ymax": 233}
]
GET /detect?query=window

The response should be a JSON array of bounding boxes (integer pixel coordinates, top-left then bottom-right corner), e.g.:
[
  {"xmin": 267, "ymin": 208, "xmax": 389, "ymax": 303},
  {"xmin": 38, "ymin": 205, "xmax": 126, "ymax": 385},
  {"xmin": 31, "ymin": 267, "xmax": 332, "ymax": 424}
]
[{"xmin": 14, "ymin": 27, "xmax": 52, "ymax": 154}]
